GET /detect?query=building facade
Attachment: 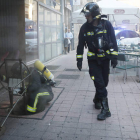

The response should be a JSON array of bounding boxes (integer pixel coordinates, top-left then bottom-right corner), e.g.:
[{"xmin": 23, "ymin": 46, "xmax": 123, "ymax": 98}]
[{"xmin": 0, "ymin": 0, "xmax": 72, "ymax": 66}]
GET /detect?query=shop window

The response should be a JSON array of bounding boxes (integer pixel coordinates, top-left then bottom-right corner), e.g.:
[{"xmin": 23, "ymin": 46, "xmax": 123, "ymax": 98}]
[
  {"xmin": 45, "ymin": 44, "xmax": 52, "ymax": 61},
  {"xmin": 25, "ymin": 0, "xmax": 38, "ymax": 62}
]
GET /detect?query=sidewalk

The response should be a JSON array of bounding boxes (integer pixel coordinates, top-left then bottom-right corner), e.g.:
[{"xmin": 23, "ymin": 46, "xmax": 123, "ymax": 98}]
[{"xmin": 0, "ymin": 49, "xmax": 140, "ymax": 140}]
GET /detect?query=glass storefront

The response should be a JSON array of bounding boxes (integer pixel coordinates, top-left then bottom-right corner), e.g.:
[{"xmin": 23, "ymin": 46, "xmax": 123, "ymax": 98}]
[
  {"xmin": 25, "ymin": 0, "xmax": 38, "ymax": 62},
  {"xmin": 25, "ymin": 0, "xmax": 63, "ymax": 63},
  {"xmin": 39, "ymin": 4, "xmax": 63, "ymax": 62}
]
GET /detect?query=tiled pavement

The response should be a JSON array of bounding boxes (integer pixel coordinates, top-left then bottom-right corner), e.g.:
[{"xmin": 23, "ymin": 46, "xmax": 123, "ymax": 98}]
[{"xmin": 0, "ymin": 49, "xmax": 140, "ymax": 140}]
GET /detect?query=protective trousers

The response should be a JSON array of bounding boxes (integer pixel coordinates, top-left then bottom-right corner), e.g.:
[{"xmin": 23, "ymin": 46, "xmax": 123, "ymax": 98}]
[{"xmin": 88, "ymin": 59, "xmax": 110, "ymax": 99}]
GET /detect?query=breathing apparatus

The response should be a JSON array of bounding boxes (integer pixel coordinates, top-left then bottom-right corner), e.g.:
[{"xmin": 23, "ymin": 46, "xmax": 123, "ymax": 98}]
[{"xmin": 34, "ymin": 60, "xmax": 55, "ymax": 86}]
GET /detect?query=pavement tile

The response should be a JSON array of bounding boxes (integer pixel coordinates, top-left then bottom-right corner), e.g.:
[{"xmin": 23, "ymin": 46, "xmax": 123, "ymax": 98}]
[
  {"xmin": 75, "ymin": 128, "xmax": 91, "ymax": 135},
  {"xmin": 58, "ymin": 133, "xmax": 74, "ymax": 140},
  {"xmin": 91, "ymin": 123, "xmax": 106, "ymax": 130},
  {"xmin": 57, "ymin": 107, "xmax": 71, "ymax": 112},
  {"xmin": 135, "ymin": 126, "xmax": 140, "ymax": 133},
  {"xmin": 11, "ymin": 128, "xmax": 30, "ymax": 137},
  {"xmin": 107, "ymin": 138, "xmax": 123, "ymax": 140},
  {"xmin": 50, "ymin": 121, "xmax": 64, "ymax": 127},
  {"xmin": 74, "ymin": 134, "xmax": 90, "ymax": 140},
  {"xmin": 106, "ymin": 130, "xmax": 122, "ymax": 138},
  {"xmin": 90, "ymin": 129, "xmax": 106, "ymax": 137},
  {"xmin": 42, "ymin": 132, "xmax": 60, "ymax": 140},
  {"xmin": 52, "ymin": 116, "xmax": 66, "ymax": 122},
  {"xmin": 79, "ymin": 117, "xmax": 92, "ymax": 124},
  {"xmin": 55, "ymin": 111, "xmax": 69, "ymax": 117},
  {"xmin": 26, "ymin": 130, "xmax": 45, "ymax": 138},
  {"xmin": 2, "ymin": 128, "xmax": 16, "ymax": 136},
  {"xmin": 136, "ymin": 132, "xmax": 140, "ymax": 139},
  {"xmin": 122, "ymin": 131, "xmax": 139, "ymax": 139},
  {"xmin": 7, "ymin": 136, "xmax": 25, "ymax": 140},
  {"xmin": 30, "ymin": 124, "xmax": 49, "ymax": 132},
  {"xmin": 106, "ymin": 124, "xmax": 121, "ymax": 131},
  {"xmin": 61, "ymin": 127, "xmax": 76, "ymax": 134},
  {"xmin": 46, "ymin": 126, "xmax": 63, "ymax": 133},
  {"xmin": 77, "ymin": 123, "xmax": 92, "ymax": 129},
  {"xmin": 65, "ymin": 117, "xmax": 79, "ymax": 123},
  {"xmin": 120, "ymin": 125, "xmax": 136, "ymax": 132},
  {"xmin": 63, "ymin": 121, "xmax": 78, "ymax": 128},
  {"xmin": 89, "ymin": 136, "xmax": 106, "ymax": 140},
  {"xmin": 0, "ymin": 135, "xmax": 10, "ymax": 140}
]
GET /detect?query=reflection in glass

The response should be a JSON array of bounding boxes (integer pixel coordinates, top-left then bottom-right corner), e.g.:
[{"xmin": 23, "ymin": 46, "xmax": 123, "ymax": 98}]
[
  {"xmin": 39, "ymin": 26, "xmax": 44, "ymax": 43},
  {"xmin": 39, "ymin": 6, "xmax": 44, "ymax": 24},
  {"xmin": 57, "ymin": 42, "xmax": 62, "ymax": 55},
  {"xmin": 57, "ymin": 14, "xmax": 61, "ymax": 28},
  {"xmin": 38, "ymin": 5, "xmax": 63, "ymax": 62},
  {"xmin": 45, "ymin": 44, "xmax": 52, "ymax": 61},
  {"xmin": 52, "ymin": 28, "xmax": 57, "ymax": 42},
  {"xmin": 25, "ymin": 0, "xmax": 38, "ymax": 62},
  {"xmin": 45, "ymin": 10, "xmax": 51, "ymax": 25},
  {"xmin": 45, "ymin": 27, "xmax": 51, "ymax": 42},
  {"xmin": 51, "ymin": 12, "xmax": 56, "ymax": 26},
  {"xmin": 38, "ymin": 0, "xmax": 46, "ymax": 4},
  {"xmin": 52, "ymin": 43, "xmax": 57, "ymax": 58},
  {"xmin": 45, "ymin": 0, "xmax": 61, "ymax": 12},
  {"xmin": 57, "ymin": 28, "xmax": 62, "ymax": 41},
  {"xmin": 39, "ymin": 45, "xmax": 45, "ymax": 62}
]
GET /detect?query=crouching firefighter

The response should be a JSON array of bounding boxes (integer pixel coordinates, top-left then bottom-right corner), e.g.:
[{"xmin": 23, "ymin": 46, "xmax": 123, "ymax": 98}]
[
  {"xmin": 76, "ymin": 2, "xmax": 118, "ymax": 120},
  {"xmin": 12, "ymin": 61, "xmax": 54, "ymax": 115},
  {"xmin": 26, "ymin": 60, "xmax": 55, "ymax": 114}
]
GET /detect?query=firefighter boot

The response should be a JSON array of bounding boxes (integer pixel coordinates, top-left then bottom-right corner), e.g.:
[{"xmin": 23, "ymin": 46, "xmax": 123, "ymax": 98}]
[
  {"xmin": 97, "ymin": 97, "xmax": 111, "ymax": 120},
  {"xmin": 93, "ymin": 94, "xmax": 101, "ymax": 109}
]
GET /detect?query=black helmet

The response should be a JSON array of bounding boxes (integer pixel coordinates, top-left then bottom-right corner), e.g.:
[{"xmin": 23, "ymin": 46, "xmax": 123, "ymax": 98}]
[{"xmin": 81, "ymin": 2, "xmax": 100, "ymax": 18}]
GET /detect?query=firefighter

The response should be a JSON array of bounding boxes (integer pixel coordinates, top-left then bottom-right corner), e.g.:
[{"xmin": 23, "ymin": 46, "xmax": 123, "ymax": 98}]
[
  {"xmin": 26, "ymin": 68, "xmax": 54, "ymax": 114},
  {"xmin": 11, "ymin": 64, "xmax": 54, "ymax": 115},
  {"xmin": 76, "ymin": 2, "xmax": 118, "ymax": 120}
]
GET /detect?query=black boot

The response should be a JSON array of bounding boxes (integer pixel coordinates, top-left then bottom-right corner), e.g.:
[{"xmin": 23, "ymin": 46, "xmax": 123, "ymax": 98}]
[
  {"xmin": 93, "ymin": 94, "xmax": 101, "ymax": 109},
  {"xmin": 97, "ymin": 97, "xmax": 111, "ymax": 120}
]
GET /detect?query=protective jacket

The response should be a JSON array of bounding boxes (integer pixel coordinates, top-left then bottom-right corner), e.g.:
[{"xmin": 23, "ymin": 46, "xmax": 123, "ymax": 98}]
[
  {"xmin": 27, "ymin": 68, "xmax": 54, "ymax": 114},
  {"xmin": 76, "ymin": 15, "xmax": 118, "ymax": 62},
  {"xmin": 11, "ymin": 68, "xmax": 54, "ymax": 115}
]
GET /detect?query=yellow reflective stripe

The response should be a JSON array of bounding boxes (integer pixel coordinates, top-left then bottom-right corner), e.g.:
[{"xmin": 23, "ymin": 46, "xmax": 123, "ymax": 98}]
[
  {"xmin": 106, "ymin": 50, "xmax": 110, "ymax": 54},
  {"xmin": 97, "ymin": 30, "xmax": 107, "ymax": 34},
  {"xmin": 95, "ymin": 15, "xmax": 101, "ymax": 19},
  {"xmin": 111, "ymin": 51, "xmax": 118, "ymax": 55},
  {"xmin": 34, "ymin": 92, "xmax": 50, "ymax": 109},
  {"xmin": 87, "ymin": 32, "xmax": 91, "ymax": 35},
  {"xmin": 87, "ymin": 51, "xmax": 95, "ymax": 56},
  {"xmin": 27, "ymin": 105, "xmax": 36, "ymax": 112},
  {"xmin": 38, "ymin": 71, "xmax": 42, "ymax": 75},
  {"xmin": 97, "ymin": 53, "xmax": 105, "ymax": 57},
  {"xmin": 91, "ymin": 76, "xmax": 95, "ymax": 80},
  {"xmin": 87, "ymin": 32, "xmax": 94, "ymax": 36},
  {"xmin": 91, "ymin": 32, "xmax": 93, "ymax": 35},
  {"xmin": 77, "ymin": 55, "xmax": 83, "ymax": 58}
]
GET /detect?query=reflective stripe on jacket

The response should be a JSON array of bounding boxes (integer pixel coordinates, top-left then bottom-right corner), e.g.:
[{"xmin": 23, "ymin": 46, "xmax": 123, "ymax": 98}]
[{"xmin": 27, "ymin": 92, "xmax": 50, "ymax": 113}]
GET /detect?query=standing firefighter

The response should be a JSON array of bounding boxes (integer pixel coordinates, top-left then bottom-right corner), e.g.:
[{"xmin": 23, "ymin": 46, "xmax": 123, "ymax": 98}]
[{"xmin": 76, "ymin": 2, "xmax": 118, "ymax": 120}]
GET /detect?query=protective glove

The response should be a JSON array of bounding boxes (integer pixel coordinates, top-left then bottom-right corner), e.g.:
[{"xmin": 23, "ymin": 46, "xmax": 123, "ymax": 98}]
[
  {"xmin": 111, "ymin": 59, "xmax": 118, "ymax": 68},
  {"xmin": 77, "ymin": 61, "xmax": 82, "ymax": 71}
]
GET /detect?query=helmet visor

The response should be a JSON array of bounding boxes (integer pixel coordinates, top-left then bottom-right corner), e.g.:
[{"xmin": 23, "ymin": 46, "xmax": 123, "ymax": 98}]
[{"xmin": 80, "ymin": 6, "xmax": 91, "ymax": 16}]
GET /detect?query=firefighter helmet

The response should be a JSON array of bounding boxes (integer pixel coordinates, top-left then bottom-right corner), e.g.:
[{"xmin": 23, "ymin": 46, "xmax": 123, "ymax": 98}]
[{"xmin": 81, "ymin": 2, "xmax": 100, "ymax": 18}]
